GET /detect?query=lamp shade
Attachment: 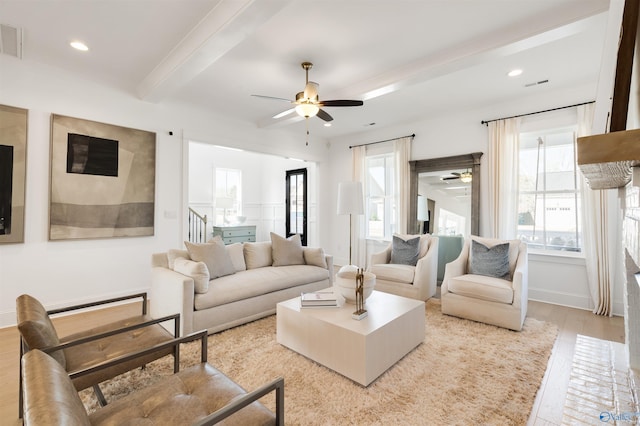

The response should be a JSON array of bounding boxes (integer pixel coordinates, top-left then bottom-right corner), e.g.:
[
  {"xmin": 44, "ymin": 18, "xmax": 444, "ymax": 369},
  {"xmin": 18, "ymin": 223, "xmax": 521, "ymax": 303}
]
[
  {"xmin": 337, "ymin": 181, "xmax": 364, "ymax": 215},
  {"xmin": 417, "ymin": 195, "xmax": 429, "ymax": 221}
]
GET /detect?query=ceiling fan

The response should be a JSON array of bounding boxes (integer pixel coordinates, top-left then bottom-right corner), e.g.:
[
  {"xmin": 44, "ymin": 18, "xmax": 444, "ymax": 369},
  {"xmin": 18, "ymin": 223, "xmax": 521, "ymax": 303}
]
[
  {"xmin": 252, "ymin": 62, "xmax": 363, "ymax": 122},
  {"xmin": 441, "ymin": 171, "xmax": 472, "ymax": 183}
]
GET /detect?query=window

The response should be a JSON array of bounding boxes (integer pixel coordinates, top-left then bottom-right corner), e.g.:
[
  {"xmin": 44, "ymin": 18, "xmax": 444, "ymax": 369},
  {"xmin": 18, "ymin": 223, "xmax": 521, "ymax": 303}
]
[
  {"xmin": 517, "ymin": 127, "xmax": 581, "ymax": 252},
  {"xmin": 365, "ymin": 153, "xmax": 396, "ymax": 239},
  {"xmin": 215, "ymin": 168, "xmax": 241, "ymax": 225}
]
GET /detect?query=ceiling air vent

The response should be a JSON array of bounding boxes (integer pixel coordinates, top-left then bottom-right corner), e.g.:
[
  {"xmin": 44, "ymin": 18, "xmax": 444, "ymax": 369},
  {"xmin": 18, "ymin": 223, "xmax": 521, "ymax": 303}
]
[
  {"xmin": 524, "ymin": 79, "xmax": 548, "ymax": 88},
  {"xmin": 0, "ymin": 24, "xmax": 23, "ymax": 59}
]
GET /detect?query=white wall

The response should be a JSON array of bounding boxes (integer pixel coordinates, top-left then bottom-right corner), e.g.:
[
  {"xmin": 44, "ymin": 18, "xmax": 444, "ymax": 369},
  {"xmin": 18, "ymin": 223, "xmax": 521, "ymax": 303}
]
[
  {"xmin": 0, "ymin": 56, "xmax": 330, "ymax": 327},
  {"xmin": 187, "ymin": 142, "xmax": 317, "ymax": 244}
]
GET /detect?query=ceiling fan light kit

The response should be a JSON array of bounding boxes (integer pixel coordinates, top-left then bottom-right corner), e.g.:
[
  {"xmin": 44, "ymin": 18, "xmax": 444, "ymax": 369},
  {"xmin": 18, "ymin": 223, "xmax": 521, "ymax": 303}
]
[{"xmin": 252, "ymin": 61, "xmax": 364, "ymax": 128}]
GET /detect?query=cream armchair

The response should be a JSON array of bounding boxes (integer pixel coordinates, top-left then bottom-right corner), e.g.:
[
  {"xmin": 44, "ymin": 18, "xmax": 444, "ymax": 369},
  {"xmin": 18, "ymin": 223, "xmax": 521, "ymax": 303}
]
[
  {"xmin": 441, "ymin": 236, "xmax": 528, "ymax": 331},
  {"xmin": 368, "ymin": 234, "xmax": 439, "ymax": 301}
]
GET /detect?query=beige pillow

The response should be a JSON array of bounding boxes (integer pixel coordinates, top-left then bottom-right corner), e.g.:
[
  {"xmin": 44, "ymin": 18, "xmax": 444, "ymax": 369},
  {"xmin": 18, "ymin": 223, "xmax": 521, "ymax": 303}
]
[
  {"xmin": 271, "ymin": 232, "xmax": 305, "ymax": 267},
  {"xmin": 469, "ymin": 235, "xmax": 520, "ymax": 278},
  {"xmin": 304, "ymin": 247, "xmax": 327, "ymax": 268},
  {"xmin": 173, "ymin": 258, "xmax": 210, "ymax": 293},
  {"xmin": 184, "ymin": 236, "xmax": 235, "ymax": 279},
  {"xmin": 226, "ymin": 243, "xmax": 246, "ymax": 272},
  {"xmin": 167, "ymin": 249, "xmax": 190, "ymax": 269},
  {"xmin": 244, "ymin": 241, "xmax": 273, "ymax": 269}
]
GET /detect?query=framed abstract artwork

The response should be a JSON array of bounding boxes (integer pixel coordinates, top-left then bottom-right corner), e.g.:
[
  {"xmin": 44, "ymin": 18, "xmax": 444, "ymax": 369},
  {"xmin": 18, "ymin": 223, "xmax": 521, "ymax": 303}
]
[
  {"xmin": 0, "ymin": 104, "xmax": 28, "ymax": 244},
  {"xmin": 49, "ymin": 114, "xmax": 156, "ymax": 240}
]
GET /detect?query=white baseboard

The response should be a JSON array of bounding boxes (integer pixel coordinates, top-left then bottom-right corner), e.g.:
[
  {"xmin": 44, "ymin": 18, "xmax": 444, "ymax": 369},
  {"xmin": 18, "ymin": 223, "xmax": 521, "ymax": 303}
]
[{"xmin": 529, "ymin": 287, "xmax": 624, "ymax": 316}]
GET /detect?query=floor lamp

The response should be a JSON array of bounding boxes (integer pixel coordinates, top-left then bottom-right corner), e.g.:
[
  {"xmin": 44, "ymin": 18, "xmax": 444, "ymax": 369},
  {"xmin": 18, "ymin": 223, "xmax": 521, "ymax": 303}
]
[{"xmin": 337, "ymin": 181, "xmax": 364, "ymax": 268}]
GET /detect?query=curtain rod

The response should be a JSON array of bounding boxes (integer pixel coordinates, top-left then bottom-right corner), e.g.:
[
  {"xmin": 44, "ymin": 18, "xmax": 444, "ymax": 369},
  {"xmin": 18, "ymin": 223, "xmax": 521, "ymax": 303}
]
[
  {"xmin": 349, "ymin": 133, "xmax": 415, "ymax": 149},
  {"xmin": 480, "ymin": 101, "xmax": 595, "ymax": 125}
]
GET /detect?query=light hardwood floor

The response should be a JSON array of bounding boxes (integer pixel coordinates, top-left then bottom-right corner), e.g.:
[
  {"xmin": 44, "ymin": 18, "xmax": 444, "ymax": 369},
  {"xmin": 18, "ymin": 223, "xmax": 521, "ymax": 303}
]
[{"xmin": 0, "ymin": 300, "xmax": 624, "ymax": 426}]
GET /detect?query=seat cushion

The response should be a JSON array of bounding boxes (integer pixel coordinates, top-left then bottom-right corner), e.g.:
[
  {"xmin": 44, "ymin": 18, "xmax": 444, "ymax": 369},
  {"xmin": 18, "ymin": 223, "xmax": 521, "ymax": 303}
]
[
  {"xmin": 89, "ymin": 363, "xmax": 276, "ymax": 426},
  {"xmin": 194, "ymin": 265, "xmax": 330, "ymax": 310},
  {"xmin": 448, "ymin": 274, "xmax": 514, "ymax": 304},
  {"xmin": 62, "ymin": 315, "xmax": 175, "ymax": 391},
  {"xmin": 370, "ymin": 263, "xmax": 415, "ymax": 284}
]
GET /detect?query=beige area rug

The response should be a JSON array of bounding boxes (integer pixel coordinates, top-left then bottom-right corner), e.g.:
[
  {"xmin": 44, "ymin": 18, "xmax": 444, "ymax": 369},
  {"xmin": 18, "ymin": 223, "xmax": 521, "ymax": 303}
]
[{"xmin": 81, "ymin": 299, "xmax": 558, "ymax": 425}]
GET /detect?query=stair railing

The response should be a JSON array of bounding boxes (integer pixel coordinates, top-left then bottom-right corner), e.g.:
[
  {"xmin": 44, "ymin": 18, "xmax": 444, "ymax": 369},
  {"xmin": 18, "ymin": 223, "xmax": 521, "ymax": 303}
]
[{"xmin": 188, "ymin": 208, "xmax": 208, "ymax": 243}]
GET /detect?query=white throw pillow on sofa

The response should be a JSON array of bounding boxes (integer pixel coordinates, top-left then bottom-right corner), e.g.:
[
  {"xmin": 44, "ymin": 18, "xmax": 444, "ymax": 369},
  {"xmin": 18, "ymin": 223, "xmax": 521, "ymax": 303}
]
[
  {"xmin": 173, "ymin": 258, "xmax": 210, "ymax": 293},
  {"xmin": 185, "ymin": 236, "xmax": 235, "ymax": 279},
  {"xmin": 226, "ymin": 243, "xmax": 247, "ymax": 272},
  {"xmin": 271, "ymin": 233, "xmax": 305, "ymax": 267},
  {"xmin": 303, "ymin": 247, "xmax": 327, "ymax": 268},
  {"xmin": 244, "ymin": 241, "xmax": 273, "ymax": 269}
]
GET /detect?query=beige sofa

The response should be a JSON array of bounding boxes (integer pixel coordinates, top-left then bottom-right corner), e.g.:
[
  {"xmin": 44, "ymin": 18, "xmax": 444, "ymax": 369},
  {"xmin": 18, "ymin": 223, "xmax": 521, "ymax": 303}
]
[{"xmin": 151, "ymin": 236, "xmax": 333, "ymax": 335}]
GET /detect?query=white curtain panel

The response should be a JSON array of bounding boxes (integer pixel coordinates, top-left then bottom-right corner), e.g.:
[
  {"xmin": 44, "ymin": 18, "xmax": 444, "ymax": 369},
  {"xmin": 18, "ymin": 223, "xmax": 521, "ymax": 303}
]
[
  {"xmin": 394, "ymin": 137, "xmax": 412, "ymax": 235},
  {"xmin": 351, "ymin": 145, "xmax": 367, "ymax": 268},
  {"xmin": 578, "ymin": 103, "xmax": 617, "ymax": 316},
  {"xmin": 487, "ymin": 118, "xmax": 520, "ymax": 239}
]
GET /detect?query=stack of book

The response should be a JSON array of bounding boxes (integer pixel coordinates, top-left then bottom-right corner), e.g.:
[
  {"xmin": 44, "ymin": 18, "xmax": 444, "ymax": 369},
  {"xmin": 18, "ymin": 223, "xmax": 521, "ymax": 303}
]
[{"xmin": 300, "ymin": 291, "xmax": 338, "ymax": 308}]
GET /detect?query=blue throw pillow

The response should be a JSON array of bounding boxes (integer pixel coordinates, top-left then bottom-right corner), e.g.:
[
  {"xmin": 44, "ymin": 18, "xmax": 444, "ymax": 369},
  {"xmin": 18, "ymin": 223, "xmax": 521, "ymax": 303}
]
[
  {"xmin": 469, "ymin": 240, "xmax": 510, "ymax": 280},
  {"xmin": 390, "ymin": 235, "xmax": 421, "ymax": 266}
]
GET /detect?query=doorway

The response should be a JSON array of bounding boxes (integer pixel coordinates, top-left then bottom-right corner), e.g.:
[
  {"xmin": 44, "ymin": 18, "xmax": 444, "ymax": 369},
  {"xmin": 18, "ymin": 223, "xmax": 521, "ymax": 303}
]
[{"xmin": 286, "ymin": 168, "xmax": 307, "ymax": 246}]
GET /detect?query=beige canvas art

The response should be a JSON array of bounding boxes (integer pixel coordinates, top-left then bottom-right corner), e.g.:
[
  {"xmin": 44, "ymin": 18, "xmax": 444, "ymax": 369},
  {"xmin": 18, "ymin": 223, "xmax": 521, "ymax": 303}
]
[{"xmin": 49, "ymin": 114, "xmax": 156, "ymax": 240}]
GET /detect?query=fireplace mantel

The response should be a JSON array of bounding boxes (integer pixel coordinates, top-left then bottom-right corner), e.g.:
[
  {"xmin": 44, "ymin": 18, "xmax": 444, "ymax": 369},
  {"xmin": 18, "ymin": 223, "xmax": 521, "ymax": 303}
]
[{"xmin": 577, "ymin": 128, "xmax": 640, "ymax": 190}]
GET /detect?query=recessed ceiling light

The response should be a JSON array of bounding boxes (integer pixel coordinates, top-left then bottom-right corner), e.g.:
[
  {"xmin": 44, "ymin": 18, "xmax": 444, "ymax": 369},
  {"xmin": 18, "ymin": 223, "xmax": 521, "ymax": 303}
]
[
  {"xmin": 324, "ymin": 122, "xmax": 331, "ymax": 127},
  {"xmin": 70, "ymin": 41, "xmax": 89, "ymax": 51},
  {"xmin": 507, "ymin": 69, "xmax": 523, "ymax": 77}
]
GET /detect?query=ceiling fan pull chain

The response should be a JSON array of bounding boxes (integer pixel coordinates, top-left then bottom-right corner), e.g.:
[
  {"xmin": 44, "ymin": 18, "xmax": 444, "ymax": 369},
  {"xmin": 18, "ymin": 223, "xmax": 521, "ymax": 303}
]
[{"xmin": 306, "ymin": 118, "xmax": 310, "ymax": 146}]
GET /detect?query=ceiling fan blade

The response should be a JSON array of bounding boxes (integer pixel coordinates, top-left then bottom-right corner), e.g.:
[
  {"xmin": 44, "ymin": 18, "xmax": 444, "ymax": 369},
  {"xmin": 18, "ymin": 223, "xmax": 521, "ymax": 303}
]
[
  {"xmin": 316, "ymin": 109, "xmax": 333, "ymax": 122},
  {"xmin": 441, "ymin": 176, "xmax": 460, "ymax": 181},
  {"xmin": 251, "ymin": 94, "xmax": 293, "ymax": 103},
  {"xmin": 319, "ymin": 99, "xmax": 363, "ymax": 107},
  {"xmin": 273, "ymin": 108, "xmax": 295, "ymax": 119}
]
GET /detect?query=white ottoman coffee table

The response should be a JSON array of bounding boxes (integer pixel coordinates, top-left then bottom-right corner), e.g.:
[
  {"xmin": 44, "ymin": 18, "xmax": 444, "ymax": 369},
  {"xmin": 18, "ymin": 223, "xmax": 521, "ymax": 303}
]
[{"xmin": 276, "ymin": 288, "xmax": 425, "ymax": 386}]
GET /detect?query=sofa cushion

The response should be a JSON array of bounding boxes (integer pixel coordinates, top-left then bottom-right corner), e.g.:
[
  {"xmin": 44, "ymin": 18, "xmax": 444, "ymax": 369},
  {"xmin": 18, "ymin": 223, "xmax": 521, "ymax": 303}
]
[
  {"xmin": 88, "ymin": 363, "xmax": 275, "ymax": 425},
  {"xmin": 370, "ymin": 263, "xmax": 415, "ymax": 284},
  {"xmin": 448, "ymin": 274, "xmax": 514, "ymax": 304},
  {"xmin": 469, "ymin": 236, "xmax": 520, "ymax": 279},
  {"xmin": 167, "ymin": 249, "xmax": 189, "ymax": 270},
  {"xmin": 243, "ymin": 241, "xmax": 272, "ymax": 269},
  {"xmin": 469, "ymin": 240, "xmax": 510, "ymax": 280},
  {"xmin": 194, "ymin": 265, "xmax": 330, "ymax": 310},
  {"xmin": 16, "ymin": 294, "xmax": 66, "ymax": 367},
  {"xmin": 226, "ymin": 243, "xmax": 246, "ymax": 272},
  {"xmin": 304, "ymin": 247, "xmax": 327, "ymax": 268},
  {"xmin": 185, "ymin": 237, "xmax": 235, "ymax": 279},
  {"xmin": 174, "ymin": 258, "xmax": 210, "ymax": 293},
  {"xmin": 390, "ymin": 235, "xmax": 421, "ymax": 266},
  {"xmin": 271, "ymin": 232, "xmax": 305, "ymax": 266}
]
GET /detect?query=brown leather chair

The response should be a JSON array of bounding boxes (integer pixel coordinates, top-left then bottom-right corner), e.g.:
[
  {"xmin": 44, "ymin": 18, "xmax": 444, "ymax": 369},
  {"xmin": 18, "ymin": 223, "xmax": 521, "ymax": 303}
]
[
  {"xmin": 16, "ymin": 293, "xmax": 180, "ymax": 417},
  {"xmin": 21, "ymin": 331, "xmax": 284, "ymax": 425}
]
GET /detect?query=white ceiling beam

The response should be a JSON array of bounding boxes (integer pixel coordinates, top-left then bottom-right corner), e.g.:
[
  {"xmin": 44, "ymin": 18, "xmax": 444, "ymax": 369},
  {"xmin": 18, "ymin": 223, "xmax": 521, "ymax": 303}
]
[{"xmin": 137, "ymin": 0, "xmax": 292, "ymax": 102}]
